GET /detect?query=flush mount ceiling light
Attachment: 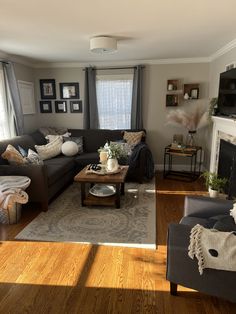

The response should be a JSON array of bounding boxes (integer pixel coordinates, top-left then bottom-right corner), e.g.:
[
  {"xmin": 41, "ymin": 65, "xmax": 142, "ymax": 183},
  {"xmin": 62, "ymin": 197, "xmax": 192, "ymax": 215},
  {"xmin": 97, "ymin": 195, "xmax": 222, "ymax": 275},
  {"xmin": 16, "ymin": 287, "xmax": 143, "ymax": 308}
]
[{"xmin": 90, "ymin": 36, "xmax": 117, "ymax": 54}]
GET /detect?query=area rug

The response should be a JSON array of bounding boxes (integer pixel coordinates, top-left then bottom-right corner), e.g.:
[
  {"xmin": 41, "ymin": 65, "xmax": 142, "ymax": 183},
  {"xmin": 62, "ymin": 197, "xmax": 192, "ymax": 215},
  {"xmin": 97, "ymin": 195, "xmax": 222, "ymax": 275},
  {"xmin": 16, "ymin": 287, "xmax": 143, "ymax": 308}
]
[{"xmin": 16, "ymin": 181, "xmax": 156, "ymax": 249}]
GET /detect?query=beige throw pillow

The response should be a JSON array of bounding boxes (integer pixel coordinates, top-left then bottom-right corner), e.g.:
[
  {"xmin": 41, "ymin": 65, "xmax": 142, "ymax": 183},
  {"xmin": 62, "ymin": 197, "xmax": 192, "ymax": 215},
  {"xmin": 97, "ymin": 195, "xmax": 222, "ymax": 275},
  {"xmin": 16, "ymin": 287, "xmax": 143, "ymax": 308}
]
[
  {"xmin": 123, "ymin": 131, "xmax": 145, "ymax": 145},
  {"xmin": 1, "ymin": 144, "xmax": 26, "ymax": 165},
  {"xmin": 35, "ymin": 137, "xmax": 63, "ymax": 160}
]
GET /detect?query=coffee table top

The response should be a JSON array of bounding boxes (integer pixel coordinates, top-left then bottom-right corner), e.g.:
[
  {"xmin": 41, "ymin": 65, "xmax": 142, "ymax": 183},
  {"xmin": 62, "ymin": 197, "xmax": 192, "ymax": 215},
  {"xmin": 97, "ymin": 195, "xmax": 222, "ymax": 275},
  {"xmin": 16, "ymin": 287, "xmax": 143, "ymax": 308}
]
[{"xmin": 74, "ymin": 165, "xmax": 129, "ymax": 183}]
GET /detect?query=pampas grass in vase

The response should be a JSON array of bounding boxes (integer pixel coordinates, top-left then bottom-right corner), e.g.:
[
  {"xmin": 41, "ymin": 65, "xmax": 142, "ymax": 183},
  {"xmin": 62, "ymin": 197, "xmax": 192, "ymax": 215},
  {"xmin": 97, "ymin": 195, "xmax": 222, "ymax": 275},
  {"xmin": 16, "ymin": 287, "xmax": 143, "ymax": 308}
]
[{"xmin": 166, "ymin": 103, "xmax": 209, "ymax": 146}]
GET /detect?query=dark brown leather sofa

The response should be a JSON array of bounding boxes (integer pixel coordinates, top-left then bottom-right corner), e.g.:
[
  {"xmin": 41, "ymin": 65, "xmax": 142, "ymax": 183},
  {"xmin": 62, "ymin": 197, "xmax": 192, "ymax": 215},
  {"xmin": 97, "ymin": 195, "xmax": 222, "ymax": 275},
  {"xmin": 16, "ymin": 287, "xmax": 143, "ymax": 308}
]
[{"xmin": 0, "ymin": 129, "xmax": 152, "ymax": 211}]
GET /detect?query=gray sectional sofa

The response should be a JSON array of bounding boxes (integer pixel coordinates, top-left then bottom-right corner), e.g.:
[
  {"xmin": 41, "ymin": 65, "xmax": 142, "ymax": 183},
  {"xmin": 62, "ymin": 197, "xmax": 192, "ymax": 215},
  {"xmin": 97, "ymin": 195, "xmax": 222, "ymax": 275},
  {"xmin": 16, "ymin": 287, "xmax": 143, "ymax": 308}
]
[{"xmin": 0, "ymin": 128, "xmax": 153, "ymax": 211}]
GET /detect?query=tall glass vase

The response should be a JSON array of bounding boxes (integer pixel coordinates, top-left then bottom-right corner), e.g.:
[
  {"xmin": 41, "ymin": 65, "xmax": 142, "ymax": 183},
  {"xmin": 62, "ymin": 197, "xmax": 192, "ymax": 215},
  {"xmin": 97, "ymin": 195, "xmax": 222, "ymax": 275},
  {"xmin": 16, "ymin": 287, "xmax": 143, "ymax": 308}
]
[{"xmin": 186, "ymin": 130, "xmax": 196, "ymax": 147}]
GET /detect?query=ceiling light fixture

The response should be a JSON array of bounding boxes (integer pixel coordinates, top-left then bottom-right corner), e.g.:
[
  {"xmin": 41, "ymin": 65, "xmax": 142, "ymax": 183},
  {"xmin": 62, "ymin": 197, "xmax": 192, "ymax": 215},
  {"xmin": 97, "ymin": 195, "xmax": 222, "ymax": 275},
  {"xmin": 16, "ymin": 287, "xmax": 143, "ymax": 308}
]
[{"xmin": 90, "ymin": 36, "xmax": 117, "ymax": 54}]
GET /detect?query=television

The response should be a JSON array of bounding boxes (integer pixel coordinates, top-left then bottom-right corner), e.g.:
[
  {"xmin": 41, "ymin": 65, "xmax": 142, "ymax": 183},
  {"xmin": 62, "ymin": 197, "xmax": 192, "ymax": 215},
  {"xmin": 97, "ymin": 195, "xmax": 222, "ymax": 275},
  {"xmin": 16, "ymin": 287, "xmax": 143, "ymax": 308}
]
[{"xmin": 216, "ymin": 68, "xmax": 236, "ymax": 117}]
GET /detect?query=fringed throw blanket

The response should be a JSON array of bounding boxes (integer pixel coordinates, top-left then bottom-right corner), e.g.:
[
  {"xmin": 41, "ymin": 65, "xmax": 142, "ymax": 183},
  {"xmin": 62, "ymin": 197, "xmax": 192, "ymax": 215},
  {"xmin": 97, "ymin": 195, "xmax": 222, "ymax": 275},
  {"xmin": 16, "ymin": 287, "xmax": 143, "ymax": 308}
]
[
  {"xmin": 188, "ymin": 224, "xmax": 236, "ymax": 275},
  {"xmin": 0, "ymin": 176, "xmax": 31, "ymax": 209}
]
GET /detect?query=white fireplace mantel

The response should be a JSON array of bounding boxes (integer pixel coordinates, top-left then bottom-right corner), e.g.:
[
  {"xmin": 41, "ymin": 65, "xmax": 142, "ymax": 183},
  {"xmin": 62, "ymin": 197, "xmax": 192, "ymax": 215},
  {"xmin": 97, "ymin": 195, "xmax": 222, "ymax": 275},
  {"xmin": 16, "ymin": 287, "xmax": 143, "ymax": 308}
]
[{"xmin": 210, "ymin": 116, "xmax": 236, "ymax": 173}]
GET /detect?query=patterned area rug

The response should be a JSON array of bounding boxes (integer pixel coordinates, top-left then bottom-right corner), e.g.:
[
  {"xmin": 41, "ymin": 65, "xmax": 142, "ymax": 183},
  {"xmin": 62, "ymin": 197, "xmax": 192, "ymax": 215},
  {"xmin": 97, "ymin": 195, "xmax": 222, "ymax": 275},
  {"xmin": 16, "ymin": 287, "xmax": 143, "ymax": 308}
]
[{"xmin": 16, "ymin": 181, "xmax": 156, "ymax": 249}]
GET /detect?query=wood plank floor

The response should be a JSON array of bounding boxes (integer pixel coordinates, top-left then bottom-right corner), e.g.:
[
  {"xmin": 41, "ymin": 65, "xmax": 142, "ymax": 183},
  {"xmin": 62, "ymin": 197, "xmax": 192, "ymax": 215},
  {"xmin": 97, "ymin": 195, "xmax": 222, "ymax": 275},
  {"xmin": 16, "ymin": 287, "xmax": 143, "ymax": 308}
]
[{"xmin": 0, "ymin": 172, "xmax": 235, "ymax": 313}]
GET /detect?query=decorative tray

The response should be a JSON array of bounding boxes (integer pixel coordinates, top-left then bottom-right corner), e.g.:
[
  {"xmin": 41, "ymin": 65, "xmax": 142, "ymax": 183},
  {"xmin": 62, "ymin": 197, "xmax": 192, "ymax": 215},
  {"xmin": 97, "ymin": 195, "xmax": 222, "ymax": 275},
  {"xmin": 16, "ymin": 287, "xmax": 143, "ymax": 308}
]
[
  {"xmin": 89, "ymin": 184, "xmax": 116, "ymax": 197},
  {"xmin": 85, "ymin": 164, "xmax": 123, "ymax": 175}
]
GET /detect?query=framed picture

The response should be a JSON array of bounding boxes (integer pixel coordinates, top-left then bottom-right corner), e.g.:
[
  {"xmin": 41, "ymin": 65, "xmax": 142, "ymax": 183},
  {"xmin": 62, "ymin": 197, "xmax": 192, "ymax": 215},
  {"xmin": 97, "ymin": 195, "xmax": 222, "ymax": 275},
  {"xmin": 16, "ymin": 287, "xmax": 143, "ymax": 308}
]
[
  {"xmin": 40, "ymin": 79, "xmax": 56, "ymax": 99},
  {"xmin": 70, "ymin": 100, "xmax": 82, "ymax": 113},
  {"xmin": 55, "ymin": 101, "xmax": 67, "ymax": 113},
  {"xmin": 190, "ymin": 88, "xmax": 199, "ymax": 99},
  {"xmin": 40, "ymin": 101, "xmax": 52, "ymax": 113},
  {"xmin": 18, "ymin": 80, "xmax": 36, "ymax": 114},
  {"xmin": 166, "ymin": 94, "xmax": 178, "ymax": 106},
  {"xmin": 60, "ymin": 82, "xmax": 80, "ymax": 99}
]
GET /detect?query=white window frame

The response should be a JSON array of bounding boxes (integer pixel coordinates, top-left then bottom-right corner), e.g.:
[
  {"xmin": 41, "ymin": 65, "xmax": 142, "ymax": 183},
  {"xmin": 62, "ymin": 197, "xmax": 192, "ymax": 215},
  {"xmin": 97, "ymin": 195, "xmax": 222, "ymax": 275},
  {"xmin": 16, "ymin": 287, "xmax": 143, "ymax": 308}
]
[{"xmin": 96, "ymin": 73, "xmax": 133, "ymax": 129}]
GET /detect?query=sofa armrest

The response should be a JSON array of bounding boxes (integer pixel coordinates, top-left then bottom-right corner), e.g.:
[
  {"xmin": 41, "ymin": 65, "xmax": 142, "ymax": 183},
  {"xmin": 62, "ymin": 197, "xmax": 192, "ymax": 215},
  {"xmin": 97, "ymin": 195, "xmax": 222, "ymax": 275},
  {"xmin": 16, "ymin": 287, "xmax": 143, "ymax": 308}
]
[
  {"xmin": 0, "ymin": 164, "xmax": 48, "ymax": 203},
  {"xmin": 184, "ymin": 196, "xmax": 234, "ymax": 218}
]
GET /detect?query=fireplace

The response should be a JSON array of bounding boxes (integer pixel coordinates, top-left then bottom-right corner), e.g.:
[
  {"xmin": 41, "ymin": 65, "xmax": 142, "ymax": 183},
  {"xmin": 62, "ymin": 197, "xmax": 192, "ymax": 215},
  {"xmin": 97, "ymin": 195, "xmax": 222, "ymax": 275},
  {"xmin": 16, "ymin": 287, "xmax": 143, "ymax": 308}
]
[{"xmin": 218, "ymin": 139, "xmax": 236, "ymax": 198}]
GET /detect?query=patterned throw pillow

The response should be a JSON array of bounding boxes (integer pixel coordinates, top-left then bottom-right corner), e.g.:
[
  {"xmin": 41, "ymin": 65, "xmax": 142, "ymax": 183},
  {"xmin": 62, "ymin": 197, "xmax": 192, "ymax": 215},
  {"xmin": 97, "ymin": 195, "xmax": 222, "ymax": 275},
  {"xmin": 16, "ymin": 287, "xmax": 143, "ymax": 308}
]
[
  {"xmin": 1, "ymin": 144, "xmax": 26, "ymax": 165},
  {"xmin": 63, "ymin": 136, "xmax": 83, "ymax": 154},
  {"xmin": 35, "ymin": 137, "xmax": 63, "ymax": 160},
  {"xmin": 123, "ymin": 131, "xmax": 145, "ymax": 145},
  {"xmin": 18, "ymin": 145, "xmax": 28, "ymax": 157},
  {"xmin": 25, "ymin": 149, "xmax": 44, "ymax": 165},
  {"xmin": 45, "ymin": 133, "xmax": 71, "ymax": 143},
  {"xmin": 39, "ymin": 127, "xmax": 69, "ymax": 137}
]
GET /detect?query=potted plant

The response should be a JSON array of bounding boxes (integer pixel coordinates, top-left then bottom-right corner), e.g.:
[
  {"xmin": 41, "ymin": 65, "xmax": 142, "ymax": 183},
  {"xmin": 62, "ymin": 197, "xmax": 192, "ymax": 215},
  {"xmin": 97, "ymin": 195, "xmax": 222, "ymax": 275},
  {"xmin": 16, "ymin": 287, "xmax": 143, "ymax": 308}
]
[
  {"xmin": 98, "ymin": 142, "xmax": 127, "ymax": 172},
  {"xmin": 201, "ymin": 171, "xmax": 228, "ymax": 198}
]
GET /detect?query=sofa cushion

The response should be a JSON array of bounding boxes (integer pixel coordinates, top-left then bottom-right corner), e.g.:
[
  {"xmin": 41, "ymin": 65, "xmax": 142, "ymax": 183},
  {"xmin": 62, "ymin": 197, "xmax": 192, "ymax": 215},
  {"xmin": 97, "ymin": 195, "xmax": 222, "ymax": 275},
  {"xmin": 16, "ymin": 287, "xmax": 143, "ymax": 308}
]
[
  {"xmin": 212, "ymin": 215, "xmax": 236, "ymax": 232},
  {"xmin": 75, "ymin": 152, "xmax": 99, "ymax": 167},
  {"xmin": 180, "ymin": 216, "xmax": 215, "ymax": 228},
  {"xmin": 44, "ymin": 156, "xmax": 75, "ymax": 185}
]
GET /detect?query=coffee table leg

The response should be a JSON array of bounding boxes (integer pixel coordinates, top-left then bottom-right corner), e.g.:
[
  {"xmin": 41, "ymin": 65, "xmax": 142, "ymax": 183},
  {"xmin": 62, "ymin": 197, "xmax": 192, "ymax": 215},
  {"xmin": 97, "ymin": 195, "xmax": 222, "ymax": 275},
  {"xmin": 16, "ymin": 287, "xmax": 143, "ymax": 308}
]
[
  {"xmin": 115, "ymin": 183, "xmax": 121, "ymax": 208},
  {"xmin": 121, "ymin": 182, "xmax": 125, "ymax": 195},
  {"xmin": 81, "ymin": 183, "xmax": 85, "ymax": 206}
]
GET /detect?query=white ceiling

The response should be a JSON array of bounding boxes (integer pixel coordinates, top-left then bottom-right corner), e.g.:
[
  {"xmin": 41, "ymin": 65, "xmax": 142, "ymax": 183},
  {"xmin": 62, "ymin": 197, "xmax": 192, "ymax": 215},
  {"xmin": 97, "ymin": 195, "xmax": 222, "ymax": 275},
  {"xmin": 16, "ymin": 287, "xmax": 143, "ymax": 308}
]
[{"xmin": 0, "ymin": 0, "xmax": 236, "ymax": 64}]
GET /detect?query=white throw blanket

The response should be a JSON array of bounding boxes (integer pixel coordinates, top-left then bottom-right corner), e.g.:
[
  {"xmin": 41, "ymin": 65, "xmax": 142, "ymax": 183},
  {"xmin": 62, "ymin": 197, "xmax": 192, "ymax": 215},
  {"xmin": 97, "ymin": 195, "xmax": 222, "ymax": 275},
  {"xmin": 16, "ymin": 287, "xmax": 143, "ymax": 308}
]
[
  {"xmin": 188, "ymin": 224, "xmax": 236, "ymax": 275},
  {"xmin": 0, "ymin": 176, "xmax": 31, "ymax": 210}
]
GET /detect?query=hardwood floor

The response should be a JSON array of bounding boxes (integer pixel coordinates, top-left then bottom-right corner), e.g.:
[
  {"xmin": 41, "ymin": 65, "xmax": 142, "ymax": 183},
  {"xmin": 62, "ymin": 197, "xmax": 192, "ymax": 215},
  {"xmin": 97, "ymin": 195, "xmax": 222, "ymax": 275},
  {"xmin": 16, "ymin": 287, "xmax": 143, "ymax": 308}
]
[{"xmin": 0, "ymin": 172, "xmax": 235, "ymax": 313}]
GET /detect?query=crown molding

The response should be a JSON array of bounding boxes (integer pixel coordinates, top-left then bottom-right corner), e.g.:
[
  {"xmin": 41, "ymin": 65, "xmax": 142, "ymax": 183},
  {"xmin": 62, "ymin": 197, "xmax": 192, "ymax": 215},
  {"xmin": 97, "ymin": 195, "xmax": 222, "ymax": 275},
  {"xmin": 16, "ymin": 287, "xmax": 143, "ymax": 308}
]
[
  {"xmin": 33, "ymin": 57, "xmax": 211, "ymax": 69},
  {"xmin": 210, "ymin": 38, "xmax": 236, "ymax": 61},
  {"xmin": 0, "ymin": 50, "xmax": 36, "ymax": 67}
]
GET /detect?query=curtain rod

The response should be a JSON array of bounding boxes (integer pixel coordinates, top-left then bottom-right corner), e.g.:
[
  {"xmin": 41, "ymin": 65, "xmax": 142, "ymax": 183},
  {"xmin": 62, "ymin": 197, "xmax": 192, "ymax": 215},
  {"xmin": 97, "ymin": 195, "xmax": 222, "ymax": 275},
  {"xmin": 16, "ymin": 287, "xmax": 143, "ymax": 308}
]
[{"xmin": 83, "ymin": 65, "xmax": 145, "ymax": 71}]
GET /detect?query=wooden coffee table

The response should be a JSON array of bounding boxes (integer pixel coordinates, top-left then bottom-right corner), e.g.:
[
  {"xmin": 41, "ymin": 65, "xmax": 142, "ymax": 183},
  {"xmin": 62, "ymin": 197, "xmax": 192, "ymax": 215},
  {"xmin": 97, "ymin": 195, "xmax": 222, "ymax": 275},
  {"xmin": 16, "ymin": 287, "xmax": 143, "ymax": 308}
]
[{"xmin": 74, "ymin": 166, "xmax": 129, "ymax": 208}]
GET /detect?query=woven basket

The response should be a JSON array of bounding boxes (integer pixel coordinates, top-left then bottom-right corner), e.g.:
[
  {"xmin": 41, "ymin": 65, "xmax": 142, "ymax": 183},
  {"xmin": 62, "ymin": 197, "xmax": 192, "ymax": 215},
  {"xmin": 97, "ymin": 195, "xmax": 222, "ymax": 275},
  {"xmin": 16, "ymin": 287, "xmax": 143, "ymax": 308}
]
[{"xmin": 0, "ymin": 203, "xmax": 22, "ymax": 224}]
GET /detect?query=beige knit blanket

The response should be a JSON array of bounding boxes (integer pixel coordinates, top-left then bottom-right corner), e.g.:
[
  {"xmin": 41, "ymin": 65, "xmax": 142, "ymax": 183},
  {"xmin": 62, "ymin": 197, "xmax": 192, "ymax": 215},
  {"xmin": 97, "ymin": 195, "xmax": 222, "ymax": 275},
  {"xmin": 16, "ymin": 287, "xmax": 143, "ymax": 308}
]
[
  {"xmin": 188, "ymin": 224, "xmax": 236, "ymax": 275},
  {"xmin": 0, "ymin": 176, "xmax": 31, "ymax": 210}
]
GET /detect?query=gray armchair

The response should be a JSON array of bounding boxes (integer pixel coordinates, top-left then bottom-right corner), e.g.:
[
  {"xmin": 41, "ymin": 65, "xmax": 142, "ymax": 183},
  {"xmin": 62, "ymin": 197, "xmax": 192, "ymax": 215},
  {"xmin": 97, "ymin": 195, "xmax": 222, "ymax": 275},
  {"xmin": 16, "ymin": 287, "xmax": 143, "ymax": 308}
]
[{"xmin": 166, "ymin": 195, "xmax": 236, "ymax": 303}]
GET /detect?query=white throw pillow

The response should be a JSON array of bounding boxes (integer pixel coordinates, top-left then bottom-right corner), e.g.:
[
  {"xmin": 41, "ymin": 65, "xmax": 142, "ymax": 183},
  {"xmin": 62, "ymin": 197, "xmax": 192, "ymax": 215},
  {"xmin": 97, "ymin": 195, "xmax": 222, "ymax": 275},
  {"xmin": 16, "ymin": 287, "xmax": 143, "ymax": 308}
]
[
  {"xmin": 61, "ymin": 141, "xmax": 79, "ymax": 156},
  {"xmin": 230, "ymin": 203, "xmax": 236, "ymax": 224},
  {"xmin": 25, "ymin": 149, "xmax": 44, "ymax": 165},
  {"xmin": 35, "ymin": 137, "xmax": 63, "ymax": 160}
]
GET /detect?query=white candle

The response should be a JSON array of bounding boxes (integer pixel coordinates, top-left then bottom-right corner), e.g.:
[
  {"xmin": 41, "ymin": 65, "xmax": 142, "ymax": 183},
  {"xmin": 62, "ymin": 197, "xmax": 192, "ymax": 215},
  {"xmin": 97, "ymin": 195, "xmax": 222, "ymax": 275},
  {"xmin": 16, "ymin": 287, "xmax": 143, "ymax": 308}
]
[{"xmin": 100, "ymin": 151, "xmax": 108, "ymax": 163}]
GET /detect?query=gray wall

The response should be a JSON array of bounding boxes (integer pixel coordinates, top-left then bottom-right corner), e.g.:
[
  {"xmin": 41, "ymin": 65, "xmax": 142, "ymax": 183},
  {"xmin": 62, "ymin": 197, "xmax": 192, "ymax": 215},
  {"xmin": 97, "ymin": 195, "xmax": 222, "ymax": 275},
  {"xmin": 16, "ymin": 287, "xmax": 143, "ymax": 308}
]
[{"xmin": 143, "ymin": 63, "xmax": 209, "ymax": 165}]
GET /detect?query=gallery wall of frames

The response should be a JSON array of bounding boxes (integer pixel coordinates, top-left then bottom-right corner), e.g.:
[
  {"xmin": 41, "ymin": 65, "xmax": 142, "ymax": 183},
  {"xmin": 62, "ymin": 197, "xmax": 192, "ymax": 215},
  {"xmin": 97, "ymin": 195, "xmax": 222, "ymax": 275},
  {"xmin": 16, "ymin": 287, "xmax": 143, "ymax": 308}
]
[{"xmin": 39, "ymin": 79, "xmax": 83, "ymax": 114}]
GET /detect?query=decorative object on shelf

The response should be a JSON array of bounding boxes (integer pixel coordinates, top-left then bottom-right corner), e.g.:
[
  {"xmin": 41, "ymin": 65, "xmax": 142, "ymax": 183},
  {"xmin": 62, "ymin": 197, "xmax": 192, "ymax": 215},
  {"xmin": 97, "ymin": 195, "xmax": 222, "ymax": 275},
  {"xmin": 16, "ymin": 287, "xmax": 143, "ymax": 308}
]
[
  {"xmin": 166, "ymin": 103, "xmax": 209, "ymax": 146},
  {"xmin": 166, "ymin": 95, "xmax": 178, "ymax": 106},
  {"xmin": 226, "ymin": 62, "xmax": 235, "ymax": 71},
  {"xmin": 70, "ymin": 100, "xmax": 82, "ymax": 113},
  {"xmin": 89, "ymin": 184, "xmax": 116, "ymax": 197},
  {"xmin": 55, "ymin": 101, "xmax": 67, "ymax": 113},
  {"xmin": 201, "ymin": 171, "xmax": 228, "ymax": 198},
  {"xmin": 40, "ymin": 79, "xmax": 56, "ymax": 99},
  {"xmin": 167, "ymin": 79, "xmax": 179, "ymax": 91},
  {"xmin": 183, "ymin": 83, "xmax": 199, "ymax": 100},
  {"xmin": 40, "ymin": 101, "xmax": 52, "ymax": 113},
  {"xmin": 186, "ymin": 130, "xmax": 196, "ymax": 146},
  {"xmin": 184, "ymin": 93, "xmax": 189, "ymax": 100},
  {"xmin": 59, "ymin": 82, "xmax": 80, "ymax": 99},
  {"xmin": 208, "ymin": 97, "xmax": 218, "ymax": 119},
  {"xmin": 172, "ymin": 134, "xmax": 183, "ymax": 146}
]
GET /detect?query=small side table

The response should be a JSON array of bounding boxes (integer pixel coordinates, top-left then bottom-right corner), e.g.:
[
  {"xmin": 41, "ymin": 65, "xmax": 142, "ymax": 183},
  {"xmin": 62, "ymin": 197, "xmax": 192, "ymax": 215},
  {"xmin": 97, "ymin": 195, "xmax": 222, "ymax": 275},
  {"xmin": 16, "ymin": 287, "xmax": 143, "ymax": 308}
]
[{"xmin": 163, "ymin": 145, "xmax": 202, "ymax": 181}]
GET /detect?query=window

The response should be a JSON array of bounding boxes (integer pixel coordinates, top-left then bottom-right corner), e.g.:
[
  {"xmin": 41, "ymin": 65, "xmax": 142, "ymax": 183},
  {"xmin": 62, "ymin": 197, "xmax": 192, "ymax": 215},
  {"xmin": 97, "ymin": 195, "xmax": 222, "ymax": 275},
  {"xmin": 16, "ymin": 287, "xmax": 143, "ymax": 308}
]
[
  {"xmin": 0, "ymin": 69, "xmax": 10, "ymax": 140},
  {"xmin": 96, "ymin": 74, "xmax": 133, "ymax": 129}
]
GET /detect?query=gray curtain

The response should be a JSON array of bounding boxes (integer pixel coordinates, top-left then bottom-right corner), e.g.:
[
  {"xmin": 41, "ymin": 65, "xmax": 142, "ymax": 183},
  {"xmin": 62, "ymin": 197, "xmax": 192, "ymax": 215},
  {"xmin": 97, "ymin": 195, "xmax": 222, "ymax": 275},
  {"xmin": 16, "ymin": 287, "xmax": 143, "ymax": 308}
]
[
  {"xmin": 3, "ymin": 62, "xmax": 24, "ymax": 135},
  {"xmin": 83, "ymin": 67, "xmax": 99, "ymax": 129},
  {"xmin": 131, "ymin": 65, "xmax": 143, "ymax": 129}
]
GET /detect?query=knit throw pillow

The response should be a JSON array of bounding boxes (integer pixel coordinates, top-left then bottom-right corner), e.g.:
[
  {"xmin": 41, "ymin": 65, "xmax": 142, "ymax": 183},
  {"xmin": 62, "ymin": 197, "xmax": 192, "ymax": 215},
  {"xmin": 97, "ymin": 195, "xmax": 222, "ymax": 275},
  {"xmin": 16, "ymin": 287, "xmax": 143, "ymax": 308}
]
[
  {"xmin": 35, "ymin": 137, "xmax": 63, "ymax": 160},
  {"xmin": 123, "ymin": 131, "xmax": 145, "ymax": 145},
  {"xmin": 63, "ymin": 136, "xmax": 83, "ymax": 154},
  {"xmin": 1, "ymin": 144, "xmax": 26, "ymax": 165}
]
